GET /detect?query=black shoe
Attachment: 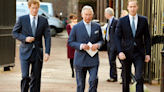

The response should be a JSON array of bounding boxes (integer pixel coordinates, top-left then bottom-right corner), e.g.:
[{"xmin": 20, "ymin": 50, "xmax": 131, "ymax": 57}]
[
  {"xmin": 4, "ymin": 67, "xmax": 10, "ymax": 71},
  {"xmin": 106, "ymin": 78, "xmax": 117, "ymax": 82}
]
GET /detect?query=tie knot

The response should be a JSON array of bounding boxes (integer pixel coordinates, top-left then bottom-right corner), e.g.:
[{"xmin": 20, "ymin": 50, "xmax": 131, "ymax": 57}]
[
  {"xmin": 33, "ymin": 17, "xmax": 35, "ymax": 20},
  {"xmin": 132, "ymin": 17, "xmax": 134, "ymax": 20}
]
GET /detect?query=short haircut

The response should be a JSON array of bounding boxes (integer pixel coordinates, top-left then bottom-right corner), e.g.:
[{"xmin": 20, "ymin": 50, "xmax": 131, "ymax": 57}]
[
  {"xmin": 105, "ymin": 7, "xmax": 114, "ymax": 16},
  {"xmin": 81, "ymin": 5, "xmax": 94, "ymax": 14},
  {"xmin": 127, "ymin": 0, "xmax": 138, "ymax": 5},
  {"xmin": 28, "ymin": 0, "xmax": 40, "ymax": 7},
  {"xmin": 69, "ymin": 14, "xmax": 77, "ymax": 19}
]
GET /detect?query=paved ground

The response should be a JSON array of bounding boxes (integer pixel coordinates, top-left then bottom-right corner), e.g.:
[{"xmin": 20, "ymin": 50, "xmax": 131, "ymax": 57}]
[{"xmin": 0, "ymin": 31, "xmax": 160, "ymax": 92}]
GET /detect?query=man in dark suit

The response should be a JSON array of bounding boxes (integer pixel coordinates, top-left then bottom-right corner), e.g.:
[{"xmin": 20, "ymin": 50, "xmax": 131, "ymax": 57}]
[
  {"xmin": 115, "ymin": 0, "xmax": 151, "ymax": 92},
  {"xmin": 104, "ymin": 7, "xmax": 118, "ymax": 82},
  {"xmin": 12, "ymin": 0, "xmax": 51, "ymax": 92},
  {"xmin": 68, "ymin": 5, "xmax": 104, "ymax": 92}
]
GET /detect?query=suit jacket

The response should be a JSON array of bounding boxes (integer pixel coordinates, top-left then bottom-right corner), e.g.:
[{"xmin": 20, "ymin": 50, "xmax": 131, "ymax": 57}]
[
  {"xmin": 12, "ymin": 14, "xmax": 51, "ymax": 61},
  {"xmin": 105, "ymin": 18, "xmax": 118, "ymax": 51},
  {"xmin": 115, "ymin": 15, "xmax": 151, "ymax": 61},
  {"xmin": 68, "ymin": 20, "xmax": 104, "ymax": 67}
]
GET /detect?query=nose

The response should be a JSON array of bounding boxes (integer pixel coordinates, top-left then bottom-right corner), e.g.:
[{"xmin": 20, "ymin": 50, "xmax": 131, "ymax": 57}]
[{"xmin": 86, "ymin": 15, "xmax": 90, "ymax": 19}]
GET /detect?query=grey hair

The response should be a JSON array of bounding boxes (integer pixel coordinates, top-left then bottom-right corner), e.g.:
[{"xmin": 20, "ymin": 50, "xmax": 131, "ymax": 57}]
[
  {"xmin": 81, "ymin": 5, "xmax": 94, "ymax": 14},
  {"xmin": 105, "ymin": 7, "xmax": 114, "ymax": 16}
]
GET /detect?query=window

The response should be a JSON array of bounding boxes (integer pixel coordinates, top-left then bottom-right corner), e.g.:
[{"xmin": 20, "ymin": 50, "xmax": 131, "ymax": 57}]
[{"xmin": 40, "ymin": 5, "xmax": 48, "ymax": 13}]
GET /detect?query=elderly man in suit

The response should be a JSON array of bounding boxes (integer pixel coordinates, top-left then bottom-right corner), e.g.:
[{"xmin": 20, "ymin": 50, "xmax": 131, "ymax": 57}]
[
  {"xmin": 12, "ymin": 0, "xmax": 51, "ymax": 92},
  {"xmin": 115, "ymin": 0, "xmax": 151, "ymax": 92},
  {"xmin": 104, "ymin": 7, "xmax": 118, "ymax": 82},
  {"xmin": 68, "ymin": 5, "xmax": 104, "ymax": 92}
]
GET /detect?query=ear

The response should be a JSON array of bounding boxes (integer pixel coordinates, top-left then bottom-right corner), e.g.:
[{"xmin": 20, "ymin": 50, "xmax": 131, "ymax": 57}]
[{"xmin": 81, "ymin": 13, "xmax": 83, "ymax": 18}]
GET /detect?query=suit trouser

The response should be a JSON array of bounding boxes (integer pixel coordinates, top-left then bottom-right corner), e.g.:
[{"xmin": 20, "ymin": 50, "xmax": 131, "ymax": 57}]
[
  {"xmin": 122, "ymin": 46, "xmax": 144, "ymax": 92},
  {"xmin": 74, "ymin": 65, "xmax": 98, "ymax": 92},
  {"xmin": 107, "ymin": 48, "xmax": 117, "ymax": 80},
  {"xmin": 20, "ymin": 49, "xmax": 43, "ymax": 92}
]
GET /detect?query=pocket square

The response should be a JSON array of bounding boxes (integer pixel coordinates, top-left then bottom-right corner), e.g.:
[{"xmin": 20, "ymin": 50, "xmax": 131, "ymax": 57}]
[{"xmin": 94, "ymin": 30, "xmax": 99, "ymax": 34}]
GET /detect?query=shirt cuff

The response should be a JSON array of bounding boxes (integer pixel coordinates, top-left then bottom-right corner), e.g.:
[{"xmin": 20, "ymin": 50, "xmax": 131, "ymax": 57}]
[{"xmin": 80, "ymin": 44, "xmax": 83, "ymax": 50}]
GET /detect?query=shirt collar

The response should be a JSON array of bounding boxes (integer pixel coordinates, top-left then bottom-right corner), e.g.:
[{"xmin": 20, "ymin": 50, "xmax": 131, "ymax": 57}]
[
  {"xmin": 129, "ymin": 13, "xmax": 138, "ymax": 20},
  {"xmin": 83, "ymin": 20, "xmax": 91, "ymax": 26},
  {"xmin": 29, "ymin": 14, "xmax": 38, "ymax": 20},
  {"xmin": 109, "ymin": 16, "xmax": 114, "ymax": 24},
  {"xmin": 109, "ymin": 16, "xmax": 114, "ymax": 21}
]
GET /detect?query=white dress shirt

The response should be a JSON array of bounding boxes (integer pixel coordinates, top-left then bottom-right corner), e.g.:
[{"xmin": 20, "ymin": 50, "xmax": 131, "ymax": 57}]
[
  {"xmin": 129, "ymin": 14, "xmax": 138, "ymax": 31},
  {"xmin": 29, "ymin": 14, "xmax": 38, "ymax": 28}
]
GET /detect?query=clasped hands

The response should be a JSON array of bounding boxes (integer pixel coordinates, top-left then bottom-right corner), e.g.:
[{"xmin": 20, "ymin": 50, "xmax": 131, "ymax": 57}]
[
  {"xmin": 118, "ymin": 52, "xmax": 150, "ymax": 62},
  {"xmin": 82, "ymin": 43, "xmax": 99, "ymax": 51}
]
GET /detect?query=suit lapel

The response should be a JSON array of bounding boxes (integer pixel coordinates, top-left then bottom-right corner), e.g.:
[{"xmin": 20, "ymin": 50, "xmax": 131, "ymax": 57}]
[
  {"xmin": 35, "ymin": 16, "xmax": 40, "ymax": 37},
  {"xmin": 127, "ymin": 15, "xmax": 134, "ymax": 37},
  {"xmin": 81, "ymin": 21, "xmax": 90, "ymax": 39},
  {"xmin": 90, "ymin": 21, "xmax": 95, "ymax": 39},
  {"xmin": 109, "ymin": 18, "xmax": 115, "ymax": 32},
  {"xmin": 27, "ymin": 15, "xmax": 33, "ymax": 36},
  {"xmin": 135, "ymin": 15, "xmax": 140, "ymax": 37}
]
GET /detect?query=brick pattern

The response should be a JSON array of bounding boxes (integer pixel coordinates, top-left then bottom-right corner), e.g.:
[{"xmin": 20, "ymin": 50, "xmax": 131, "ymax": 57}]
[{"xmin": 42, "ymin": 0, "xmax": 68, "ymax": 20}]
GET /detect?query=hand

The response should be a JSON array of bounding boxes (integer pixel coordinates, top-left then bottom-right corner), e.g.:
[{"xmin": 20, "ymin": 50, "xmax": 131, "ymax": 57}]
[
  {"xmin": 91, "ymin": 44, "xmax": 99, "ymax": 51},
  {"xmin": 82, "ymin": 44, "xmax": 90, "ymax": 51},
  {"xmin": 44, "ymin": 53, "xmax": 49, "ymax": 62},
  {"xmin": 145, "ymin": 55, "xmax": 150, "ymax": 62},
  {"xmin": 25, "ymin": 37, "xmax": 35, "ymax": 43},
  {"xmin": 118, "ymin": 52, "xmax": 126, "ymax": 60}
]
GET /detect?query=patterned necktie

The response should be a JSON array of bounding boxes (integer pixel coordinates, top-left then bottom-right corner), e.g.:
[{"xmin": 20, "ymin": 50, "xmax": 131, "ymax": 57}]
[
  {"xmin": 86, "ymin": 24, "xmax": 91, "ymax": 37},
  {"xmin": 32, "ymin": 17, "xmax": 36, "ymax": 36},
  {"xmin": 106, "ymin": 20, "xmax": 110, "ymax": 42},
  {"xmin": 132, "ymin": 17, "xmax": 135, "ymax": 37}
]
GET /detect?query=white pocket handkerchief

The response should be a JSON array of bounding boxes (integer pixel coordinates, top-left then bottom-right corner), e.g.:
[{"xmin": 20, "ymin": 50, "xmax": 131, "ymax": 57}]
[{"xmin": 94, "ymin": 30, "xmax": 99, "ymax": 34}]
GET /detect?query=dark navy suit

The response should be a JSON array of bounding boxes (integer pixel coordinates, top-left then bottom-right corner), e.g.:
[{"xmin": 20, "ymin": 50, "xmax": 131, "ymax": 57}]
[
  {"xmin": 105, "ymin": 18, "xmax": 118, "ymax": 80},
  {"xmin": 12, "ymin": 14, "xmax": 51, "ymax": 92},
  {"xmin": 115, "ymin": 15, "xmax": 151, "ymax": 92},
  {"xmin": 68, "ymin": 20, "xmax": 104, "ymax": 92}
]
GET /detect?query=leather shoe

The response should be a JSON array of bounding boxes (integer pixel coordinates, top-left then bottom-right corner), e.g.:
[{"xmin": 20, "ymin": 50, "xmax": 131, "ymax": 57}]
[{"xmin": 106, "ymin": 78, "xmax": 117, "ymax": 82}]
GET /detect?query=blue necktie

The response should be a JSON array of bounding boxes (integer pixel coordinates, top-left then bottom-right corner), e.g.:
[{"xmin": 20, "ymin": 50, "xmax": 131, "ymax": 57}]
[
  {"xmin": 32, "ymin": 17, "xmax": 36, "ymax": 48},
  {"xmin": 132, "ymin": 17, "xmax": 135, "ymax": 37},
  {"xmin": 32, "ymin": 17, "xmax": 36, "ymax": 36},
  {"xmin": 132, "ymin": 17, "xmax": 137, "ymax": 46},
  {"xmin": 86, "ymin": 24, "xmax": 91, "ymax": 37}
]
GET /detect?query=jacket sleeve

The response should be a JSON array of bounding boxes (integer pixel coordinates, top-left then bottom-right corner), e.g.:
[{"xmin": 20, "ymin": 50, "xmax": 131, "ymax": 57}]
[
  {"xmin": 44, "ymin": 19, "xmax": 51, "ymax": 55},
  {"xmin": 144, "ymin": 18, "xmax": 151, "ymax": 55},
  {"xmin": 115, "ymin": 19, "xmax": 123, "ymax": 54},
  {"xmin": 12, "ymin": 17, "xmax": 27, "ymax": 43},
  {"xmin": 68, "ymin": 26, "xmax": 81, "ymax": 50}
]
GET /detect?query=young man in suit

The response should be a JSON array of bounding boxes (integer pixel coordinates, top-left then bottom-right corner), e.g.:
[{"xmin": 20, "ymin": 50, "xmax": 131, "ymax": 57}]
[
  {"xmin": 104, "ymin": 7, "xmax": 118, "ymax": 82},
  {"xmin": 115, "ymin": 0, "xmax": 151, "ymax": 92},
  {"xmin": 68, "ymin": 5, "xmax": 104, "ymax": 92},
  {"xmin": 12, "ymin": 0, "xmax": 51, "ymax": 92}
]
